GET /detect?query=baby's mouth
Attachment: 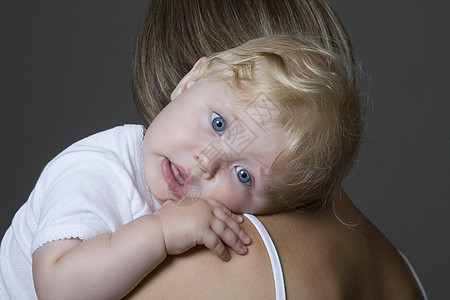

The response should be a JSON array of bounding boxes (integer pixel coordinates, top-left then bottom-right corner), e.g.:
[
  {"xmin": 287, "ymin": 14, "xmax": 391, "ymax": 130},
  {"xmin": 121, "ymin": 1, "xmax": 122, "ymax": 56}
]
[
  {"xmin": 161, "ymin": 157, "xmax": 191, "ymax": 199},
  {"xmin": 170, "ymin": 161, "xmax": 187, "ymax": 185}
]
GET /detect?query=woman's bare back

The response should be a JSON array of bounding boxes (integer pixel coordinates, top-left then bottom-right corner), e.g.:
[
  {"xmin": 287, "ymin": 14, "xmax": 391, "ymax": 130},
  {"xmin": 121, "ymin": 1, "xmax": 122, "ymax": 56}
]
[
  {"xmin": 125, "ymin": 191, "xmax": 424, "ymax": 299},
  {"xmin": 260, "ymin": 192, "xmax": 424, "ymax": 299}
]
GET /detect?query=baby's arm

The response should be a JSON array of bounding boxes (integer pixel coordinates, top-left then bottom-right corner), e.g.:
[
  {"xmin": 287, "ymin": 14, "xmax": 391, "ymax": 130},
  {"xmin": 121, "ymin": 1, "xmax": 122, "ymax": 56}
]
[{"xmin": 32, "ymin": 198, "xmax": 250, "ymax": 300}]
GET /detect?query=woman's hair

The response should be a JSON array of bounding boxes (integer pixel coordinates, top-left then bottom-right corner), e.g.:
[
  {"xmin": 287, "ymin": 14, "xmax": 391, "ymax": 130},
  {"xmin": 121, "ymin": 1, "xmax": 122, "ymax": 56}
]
[
  {"xmin": 202, "ymin": 36, "xmax": 362, "ymax": 213},
  {"xmin": 132, "ymin": 0, "xmax": 355, "ymax": 126}
]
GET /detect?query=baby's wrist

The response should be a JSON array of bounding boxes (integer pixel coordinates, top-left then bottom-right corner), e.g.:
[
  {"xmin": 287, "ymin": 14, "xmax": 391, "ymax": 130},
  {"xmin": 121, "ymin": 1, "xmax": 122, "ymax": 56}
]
[{"xmin": 152, "ymin": 213, "xmax": 169, "ymax": 258}]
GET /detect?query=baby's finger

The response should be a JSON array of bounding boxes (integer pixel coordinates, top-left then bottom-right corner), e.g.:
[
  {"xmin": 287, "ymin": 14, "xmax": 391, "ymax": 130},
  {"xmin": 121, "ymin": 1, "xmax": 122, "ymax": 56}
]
[
  {"xmin": 203, "ymin": 200, "xmax": 247, "ymax": 235},
  {"xmin": 213, "ymin": 208, "xmax": 251, "ymax": 245},
  {"xmin": 232, "ymin": 213, "xmax": 244, "ymax": 223},
  {"xmin": 210, "ymin": 218, "xmax": 248, "ymax": 255},
  {"xmin": 202, "ymin": 229, "xmax": 230, "ymax": 261}
]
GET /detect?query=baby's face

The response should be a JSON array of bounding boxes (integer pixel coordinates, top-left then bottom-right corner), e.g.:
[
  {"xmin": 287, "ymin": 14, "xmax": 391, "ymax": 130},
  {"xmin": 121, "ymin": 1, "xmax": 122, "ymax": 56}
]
[{"xmin": 142, "ymin": 77, "xmax": 285, "ymax": 214}]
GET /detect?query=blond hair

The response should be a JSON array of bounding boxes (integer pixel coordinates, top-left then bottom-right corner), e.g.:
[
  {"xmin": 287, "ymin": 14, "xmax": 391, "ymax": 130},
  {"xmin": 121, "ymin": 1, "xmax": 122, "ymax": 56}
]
[
  {"xmin": 202, "ymin": 36, "xmax": 362, "ymax": 213},
  {"xmin": 132, "ymin": 0, "xmax": 363, "ymax": 213},
  {"xmin": 132, "ymin": 0, "xmax": 355, "ymax": 126}
]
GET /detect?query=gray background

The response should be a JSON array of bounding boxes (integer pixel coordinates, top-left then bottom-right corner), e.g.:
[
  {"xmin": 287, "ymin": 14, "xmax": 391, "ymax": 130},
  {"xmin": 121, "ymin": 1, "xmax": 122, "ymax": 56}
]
[{"xmin": 0, "ymin": 1, "xmax": 448, "ymax": 298}]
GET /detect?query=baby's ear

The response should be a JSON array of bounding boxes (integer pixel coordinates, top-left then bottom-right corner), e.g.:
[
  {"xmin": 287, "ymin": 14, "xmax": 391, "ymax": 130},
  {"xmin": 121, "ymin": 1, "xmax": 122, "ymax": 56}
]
[{"xmin": 170, "ymin": 57, "xmax": 209, "ymax": 100}]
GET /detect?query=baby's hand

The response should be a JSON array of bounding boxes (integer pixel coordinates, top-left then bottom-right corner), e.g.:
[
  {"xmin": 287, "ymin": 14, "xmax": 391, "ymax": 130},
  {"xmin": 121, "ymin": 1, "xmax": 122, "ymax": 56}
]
[{"xmin": 155, "ymin": 198, "xmax": 251, "ymax": 261}]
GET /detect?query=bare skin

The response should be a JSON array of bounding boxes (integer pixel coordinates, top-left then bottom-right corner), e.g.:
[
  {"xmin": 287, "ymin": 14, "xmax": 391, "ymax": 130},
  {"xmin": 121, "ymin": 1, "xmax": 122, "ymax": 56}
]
[
  {"xmin": 125, "ymin": 189, "xmax": 424, "ymax": 299},
  {"xmin": 32, "ymin": 198, "xmax": 250, "ymax": 299}
]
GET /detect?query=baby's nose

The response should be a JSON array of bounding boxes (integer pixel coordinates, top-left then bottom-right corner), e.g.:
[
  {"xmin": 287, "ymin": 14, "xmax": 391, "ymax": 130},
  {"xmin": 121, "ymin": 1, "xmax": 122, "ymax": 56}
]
[
  {"xmin": 203, "ymin": 161, "xmax": 220, "ymax": 179},
  {"xmin": 194, "ymin": 148, "xmax": 222, "ymax": 179}
]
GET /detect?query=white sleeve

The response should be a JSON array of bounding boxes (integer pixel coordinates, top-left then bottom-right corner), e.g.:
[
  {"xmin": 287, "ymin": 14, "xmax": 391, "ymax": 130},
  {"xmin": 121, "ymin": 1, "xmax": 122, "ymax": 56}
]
[{"xmin": 31, "ymin": 151, "xmax": 134, "ymax": 254}]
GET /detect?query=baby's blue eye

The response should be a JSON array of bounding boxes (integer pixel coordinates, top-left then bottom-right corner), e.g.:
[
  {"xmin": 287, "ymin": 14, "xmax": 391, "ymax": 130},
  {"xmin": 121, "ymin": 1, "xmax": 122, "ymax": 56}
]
[
  {"xmin": 236, "ymin": 166, "xmax": 251, "ymax": 186},
  {"xmin": 211, "ymin": 112, "xmax": 226, "ymax": 134}
]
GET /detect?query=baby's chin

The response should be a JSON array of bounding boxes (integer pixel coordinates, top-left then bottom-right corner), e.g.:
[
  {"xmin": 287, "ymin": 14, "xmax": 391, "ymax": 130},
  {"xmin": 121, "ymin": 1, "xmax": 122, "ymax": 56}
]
[
  {"xmin": 150, "ymin": 189, "xmax": 200, "ymax": 207},
  {"xmin": 151, "ymin": 192, "xmax": 178, "ymax": 205}
]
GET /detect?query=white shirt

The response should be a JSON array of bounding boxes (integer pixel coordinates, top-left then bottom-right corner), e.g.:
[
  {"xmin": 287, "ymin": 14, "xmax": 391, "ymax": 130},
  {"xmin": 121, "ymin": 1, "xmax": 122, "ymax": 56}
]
[{"xmin": 0, "ymin": 125, "xmax": 159, "ymax": 299}]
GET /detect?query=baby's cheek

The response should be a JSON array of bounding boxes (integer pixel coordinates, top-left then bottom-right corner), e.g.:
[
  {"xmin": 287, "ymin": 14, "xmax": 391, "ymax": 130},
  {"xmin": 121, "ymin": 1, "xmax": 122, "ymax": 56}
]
[
  {"xmin": 220, "ymin": 193, "xmax": 254, "ymax": 214},
  {"xmin": 203, "ymin": 184, "xmax": 247, "ymax": 213}
]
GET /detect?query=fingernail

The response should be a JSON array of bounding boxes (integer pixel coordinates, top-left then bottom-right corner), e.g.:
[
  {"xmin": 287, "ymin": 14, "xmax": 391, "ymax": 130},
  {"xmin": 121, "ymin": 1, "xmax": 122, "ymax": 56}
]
[
  {"xmin": 236, "ymin": 215, "xmax": 244, "ymax": 223},
  {"xmin": 245, "ymin": 235, "xmax": 251, "ymax": 244}
]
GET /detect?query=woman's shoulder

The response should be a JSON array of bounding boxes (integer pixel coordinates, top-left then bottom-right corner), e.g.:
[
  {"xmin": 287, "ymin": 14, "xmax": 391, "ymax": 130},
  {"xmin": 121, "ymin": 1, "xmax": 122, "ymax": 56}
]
[
  {"xmin": 125, "ymin": 194, "xmax": 425, "ymax": 299},
  {"xmin": 256, "ymin": 203, "xmax": 424, "ymax": 299},
  {"xmin": 125, "ymin": 209, "xmax": 361, "ymax": 299},
  {"xmin": 124, "ymin": 216, "xmax": 276, "ymax": 299},
  {"xmin": 124, "ymin": 210, "xmax": 360, "ymax": 299}
]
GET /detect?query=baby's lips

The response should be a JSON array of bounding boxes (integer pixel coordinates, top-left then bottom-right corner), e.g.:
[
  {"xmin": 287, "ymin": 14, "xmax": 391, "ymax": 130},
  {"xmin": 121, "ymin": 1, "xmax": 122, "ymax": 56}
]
[
  {"xmin": 162, "ymin": 157, "xmax": 188, "ymax": 199},
  {"xmin": 170, "ymin": 161, "xmax": 192, "ymax": 187}
]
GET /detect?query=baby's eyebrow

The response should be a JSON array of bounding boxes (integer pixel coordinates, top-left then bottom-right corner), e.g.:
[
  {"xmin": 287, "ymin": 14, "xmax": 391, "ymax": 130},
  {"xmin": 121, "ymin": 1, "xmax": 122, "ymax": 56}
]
[{"xmin": 221, "ymin": 98, "xmax": 241, "ymax": 121}]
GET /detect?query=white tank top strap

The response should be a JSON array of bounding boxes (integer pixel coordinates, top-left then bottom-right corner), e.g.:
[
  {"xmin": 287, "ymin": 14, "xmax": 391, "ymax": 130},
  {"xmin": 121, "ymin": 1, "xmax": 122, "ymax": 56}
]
[
  {"xmin": 243, "ymin": 213, "xmax": 286, "ymax": 300},
  {"xmin": 398, "ymin": 251, "xmax": 428, "ymax": 300}
]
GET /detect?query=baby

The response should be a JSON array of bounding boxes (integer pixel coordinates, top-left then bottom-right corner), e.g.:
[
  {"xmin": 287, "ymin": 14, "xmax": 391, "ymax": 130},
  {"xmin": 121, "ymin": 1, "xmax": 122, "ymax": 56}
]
[{"xmin": 0, "ymin": 35, "xmax": 361, "ymax": 299}]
